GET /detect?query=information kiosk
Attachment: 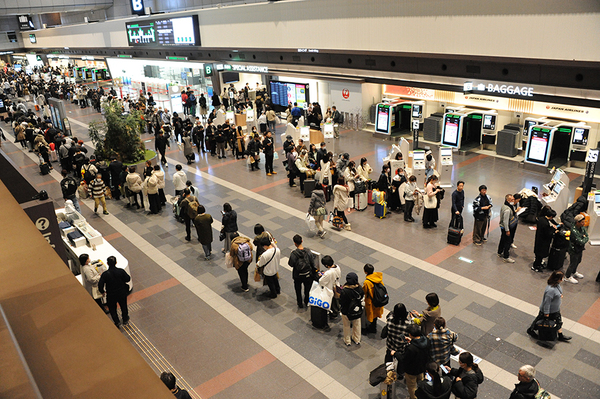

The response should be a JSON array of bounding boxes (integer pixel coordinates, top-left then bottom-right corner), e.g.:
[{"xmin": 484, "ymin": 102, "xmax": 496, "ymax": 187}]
[
  {"xmin": 524, "ymin": 126, "xmax": 555, "ymax": 168},
  {"xmin": 589, "ymin": 190, "xmax": 600, "ymax": 246},
  {"xmin": 438, "ymin": 146, "xmax": 454, "ymax": 188},
  {"xmin": 412, "ymin": 150, "xmax": 427, "ymax": 184},
  {"xmin": 540, "ymin": 168, "xmax": 571, "ymax": 213},
  {"xmin": 441, "ymin": 113, "xmax": 465, "ymax": 149}
]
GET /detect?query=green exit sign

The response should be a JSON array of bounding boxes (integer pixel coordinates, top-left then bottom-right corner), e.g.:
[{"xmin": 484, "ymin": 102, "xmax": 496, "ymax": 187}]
[
  {"xmin": 166, "ymin": 56, "xmax": 188, "ymax": 61},
  {"xmin": 117, "ymin": 54, "xmax": 132, "ymax": 58}
]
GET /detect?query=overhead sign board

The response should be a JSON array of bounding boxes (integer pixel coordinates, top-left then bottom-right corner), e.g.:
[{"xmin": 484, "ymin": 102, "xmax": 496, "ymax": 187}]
[
  {"xmin": 17, "ymin": 15, "xmax": 35, "ymax": 30},
  {"xmin": 126, "ymin": 15, "xmax": 200, "ymax": 46},
  {"xmin": 215, "ymin": 64, "xmax": 268, "ymax": 74},
  {"xmin": 130, "ymin": 0, "xmax": 145, "ymax": 16},
  {"xmin": 464, "ymin": 81, "xmax": 534, "ymax": 97}
]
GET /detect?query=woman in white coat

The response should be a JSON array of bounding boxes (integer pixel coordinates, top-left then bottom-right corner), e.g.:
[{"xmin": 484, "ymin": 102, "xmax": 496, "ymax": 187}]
[
  {"xmin": 356, "ymin": 157, "xmax": 373, "ymax": 181},
  {"xmin": 80, "ymin": 254, "xmax": 108, "ymax": 313},
  {"xmin": 319, "ymin": 152, "xmax": 333, "ymax": 200},
  {"xmin": 153, "ymin": 164, "xmax": 167, "ymax": 207}
]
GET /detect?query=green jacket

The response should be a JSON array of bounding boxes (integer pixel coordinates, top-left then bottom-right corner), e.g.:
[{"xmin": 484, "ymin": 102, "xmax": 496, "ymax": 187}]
[{"xmin": 569, "ymin": 225, "xmax": 588, "ymax": 252}]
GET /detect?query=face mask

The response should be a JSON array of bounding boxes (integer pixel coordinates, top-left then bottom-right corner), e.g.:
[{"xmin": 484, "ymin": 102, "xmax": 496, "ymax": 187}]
[{"xmin": 509, "ymin": 202, "xmax": 514, "ymax": 206}]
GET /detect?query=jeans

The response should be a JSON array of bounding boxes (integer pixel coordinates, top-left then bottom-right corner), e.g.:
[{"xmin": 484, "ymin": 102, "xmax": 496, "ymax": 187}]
[
  {"xmin": 566, "ymin": 250, "xmax": 583, "ymax": 278},
  {"xmin": 497, "ymin": 228, "xmax": 512, "ymax": 258},
  {"xmin": 267, "ymin": 119, "xmax": 276, "ymax": 133},
  {"xmin": 237, "ymin": 261, "xmax": 250, "ymax": 290},
  {"xmin": 224, "ymin": 232, "xmax": 237, "ymax": 252},
  {"xmin": 264, "ymin": 274, "xmax": 280, "ymax": 298},
  {"xmin": 107, "ymin": 293, "xmax": 129, "ymax": 326},
  {"xmin": 201, "ymin": 243, "xmax": 212, "ymax": 257},
  {"xmin": 293, "ymin": 276, "xmax": 313, "ymax": 307},
  {"xmin": 342, "ymin": 315, "xmax": 361, "ymax": 345},
  {"xmin": 265, "ymin": 153, "xmax": 274, "ymax": 174},
  {"xmin": 65, "ymin": 194, "xmax": 81, "ymax": 212}
]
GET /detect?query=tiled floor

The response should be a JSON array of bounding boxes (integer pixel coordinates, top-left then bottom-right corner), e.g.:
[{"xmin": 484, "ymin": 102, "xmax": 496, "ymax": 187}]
[{"xmin": 3, "ymin": 100, "xmax": 600, "ymax": 399}]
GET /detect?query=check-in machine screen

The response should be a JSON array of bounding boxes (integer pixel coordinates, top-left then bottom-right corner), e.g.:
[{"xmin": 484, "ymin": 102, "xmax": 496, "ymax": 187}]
[
  {"xmin": 553, "ymin": 181, "xmax": 565, "ymax": 196},
  {"xmin": 483, "ymin": 115, "xmax": 496, "ymax": 130},
  {"xmin": 595, "ymin": 193, "xmax": 600, "ymax": 204},
  {"xmin": 376, "ymin": 104, "xmax": 391, "ymax": 133},
  {"xmin": 412, "ymin": 104, "xmax": 422, "ymax": 118},
  {"xmin": 552, "ymin": 169, "xmax": 564, "ymax": 183},
  {"xmin": 440, "ymin": 147, "xmax": 452, "ymax": 157},
  {"xmin": 413, "ymin": 151, "xmax": 425, "ymax": 161},
  {"xmin": 526, "ymin": 127, "xmax": 552, "ymax": 166},
  {"xmin": 572, "ymin": 128, "xmax": 589, "ymax": 146},
  {"xmin": 442, "ymin": 114, "xmax": 462, "ymax": 148},
  {"xmin": 523, "ymin": 120, "xmax": 537, "ymax": 137}
]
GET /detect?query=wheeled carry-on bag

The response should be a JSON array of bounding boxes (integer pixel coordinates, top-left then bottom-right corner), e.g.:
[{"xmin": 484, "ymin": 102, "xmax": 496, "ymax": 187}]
[
  {"xmin": 546, "ymin": 247, "xmax": 566, "ymax": 271},
  {"xmin": 536, "ymin": 318, "xmax": 558, "ymax": 341},
  {"xmin": 304, "ymin": 179, "xmax": 316, "ymax": 198},
  {"xmin": 374, "ymin": 202, "xmax": 387, "ymax": 218},
  {"xmin": 447, "ymin": 214, "xmax": 463, "ymax": 245},
  {"xmin": 311, "ymin": 305, "xmax": 328, "ymax": 329},
  {"xmin": 368, "ymin": 189, "xmax": 375, "ymax": 206},
  {"xmin": 355, "ymin": 192, "xmax": 367, "ymax": 211},
  {"xmin": 40, "ymin": 163, "xmax": 50, "ymax": 175}
]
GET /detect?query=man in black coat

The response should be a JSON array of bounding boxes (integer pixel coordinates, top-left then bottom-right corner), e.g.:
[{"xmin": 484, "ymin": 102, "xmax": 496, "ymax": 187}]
[
  {"xmin": 108, "ymin": 157, "xmax": 123, "ymax": 199},
  {"xmin": 98, "ymin": 256, "xmax": 131, "ymax": 328},
  {"xmin": 392, "ymin": 324, "xmax": 430, "ymax": 399},
  {"xmin": 509, "ymin": 365, "xmax": 540, "ymax": 399},
  {"xmin": 155, "ymin": 130, "xmax": 170, "ymax": 165}
]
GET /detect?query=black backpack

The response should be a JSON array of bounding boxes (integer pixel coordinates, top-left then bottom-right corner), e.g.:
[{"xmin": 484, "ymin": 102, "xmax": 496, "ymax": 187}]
[
  {"xmin": 61, "ymin": 177, "xmax": 77, "ymax": 197},
  {"xmin": 367, "ymin": 279, "xmax": 389, "ymax": 308},
  {"xmin": 346, "ymin": 289, "xmax": 363, "ymax": 320},
  {"xmin": 294, "ymin": 249, "xmax": 313, "ymax": 278}
]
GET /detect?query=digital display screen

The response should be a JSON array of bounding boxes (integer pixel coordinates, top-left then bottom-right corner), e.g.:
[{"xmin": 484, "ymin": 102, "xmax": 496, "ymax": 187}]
[
  {"xmin": 572, "ymin": 128, "xmax": 589, "ymax": 146},
  {"xmin": 14, "ymin": 64, "xmax": 22, "ymax": 71},
  {"xmin": 595, "ymin": 193, "xmax": 600, "ymax": 203},
  {"xmin": 523, "ymin": 120, "xmax": 537, "ymax": 137},
  {"xmin": 7, "ymin": 31, "xmax": 17, "ymax": 42},
  {"xmin": 440, "ymin": 147, "xmax": 452, "ymax": 157},
  {"xmin": 483, "ymin": 115, "xmax": 496, "ymax": 130},
  {"xmin": 553, "ymin": 181, "xmax": 564, "ymax": 196},
  {"xmin": 413, "ymin": 151, "xmax": 425, "ymax": 161},
  {"xmin": 412, "ymin": 104, "xmax": 422, "ymax": 118},
  {"xmin": 442, "ymin": 114, "xmax": 462, "ymax": 147},
  {"xmin": 526, "ymin": 127, "xmax": 552, "ymax": 165},
  {"xmin": 29, "ymin": 34, "xmax": 36, "ymax": 43},
  {"xmin": 376, "ymin": 104, "xmax": 391, "ymax": 133},
  {"xmin": 553, "ymin": 169, "xmax": 564, "ymax": 183},
  {"xmin": 0, "ymin": 99, "xmax": 4, "ymax": 110},
  {"xmin": 269, "ymin": 81, "xmax": 309, "ymax": 111},
  {"xmin": 126, "ymin": 15, "xmax": 200, "ymax": 46}
]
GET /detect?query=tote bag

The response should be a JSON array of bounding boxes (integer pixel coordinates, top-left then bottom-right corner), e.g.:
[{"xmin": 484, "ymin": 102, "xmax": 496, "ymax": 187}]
[{"xmin": 308, "ymin": 281, "xmax": 334, "ymax": 310}]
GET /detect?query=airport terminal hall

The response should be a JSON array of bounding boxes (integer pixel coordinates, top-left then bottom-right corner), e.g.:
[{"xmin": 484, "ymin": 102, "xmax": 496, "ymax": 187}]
[{"xmin": 3, "ymin": 1, "xmax": 600, "ymax": 398}]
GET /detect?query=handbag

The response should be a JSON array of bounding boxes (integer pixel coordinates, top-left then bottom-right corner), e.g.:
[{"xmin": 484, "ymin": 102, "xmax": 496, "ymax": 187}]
[
  {"xmin": 274, "ymin": 152, "xmax": 279, "ymax": 160},
  {"xmin": 380, "ymin": 324, "xmax": 389, "ymax": 339},
  {"xmin": 225, "ymin": 253, "xmax": 234, "ymax": 268},
  {"xmin": 308, "ymin": 281, "xmax": 334, "ymax": 310},
  {"xmin": 315, "ymin": 207, "xmax": 327, "ymax": 216},
  {"xmin": 219, "ymin": 230, "xmax": 226, "ymax": 241}
]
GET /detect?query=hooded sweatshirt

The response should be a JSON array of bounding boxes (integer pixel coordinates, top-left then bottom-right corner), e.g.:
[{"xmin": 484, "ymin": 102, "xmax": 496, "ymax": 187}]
[{"xmin": 396, "ymin": 335, "xmax": 430, "ymax": 375}]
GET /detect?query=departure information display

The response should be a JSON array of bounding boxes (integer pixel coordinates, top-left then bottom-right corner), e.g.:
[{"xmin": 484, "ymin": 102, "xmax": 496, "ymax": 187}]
[
  {"xmin": 526, "ymin": 127, "xmax": 553, "ymax": 166},
  {"xmin": 269, "ymin": 81, "xmax": 309, "ymax": 111},
  {"xmin": 126, "ymin": 15, "xmax": 200, "ymax": 47},
  {"xmin": 442, "ymin": 114, "xmax": 462, "ymax": 147}
]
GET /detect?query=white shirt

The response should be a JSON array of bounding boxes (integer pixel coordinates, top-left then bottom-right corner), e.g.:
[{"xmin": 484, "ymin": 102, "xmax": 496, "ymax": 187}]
[
  {"xmin": 319, "ymin": 265, "xmax": 341, "ymax": 291},
  {"xmin": 172, "ymin": 170, "xmax": 188, "ymax": 191},
  {"xmin": 257, "ymin": 246, "xmax": 280, "ymax": 276}
]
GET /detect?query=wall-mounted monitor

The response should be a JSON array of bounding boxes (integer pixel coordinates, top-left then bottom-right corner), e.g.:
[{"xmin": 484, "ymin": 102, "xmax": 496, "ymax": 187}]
[
  {"xmin": 222, "ymin": 72, "xmax": 239, "ymax": 84},
  {"xmin": 572, "ymin": 127, "xmax": 589, "ymax": 146},
  {"xmin": 482, "ymin": 114, "xmax": 496, "ymax": 130},
  {"xmin": 523, "ymin": 119, "xmax": 537, "ymax": 137},
  {"xmin": 442, "ymin": 114, "xmax": 462, "ymax": 148},
  {"xmin": 269, "ymin": 80, "xmax": 310, "ymax": 112},
  {"xmin": 29, "ymin": 34, "xmax": 36, "ymax": 44},
  {"xmin": 375, "ymin": 104, "xmax": 391, "ymax": 134},
  {"xmin": 126, "ymin": 15, "xmax": 200, "ymax": 47},
  {"xmin": 525, "ymin": 126, "xmax": 554, "ymax": 166}
]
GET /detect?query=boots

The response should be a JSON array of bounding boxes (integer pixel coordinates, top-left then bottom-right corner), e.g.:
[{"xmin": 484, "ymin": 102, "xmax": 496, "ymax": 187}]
[{"xmin": 558, "ymin": 332, "xmax": 572, "ymax": 342}]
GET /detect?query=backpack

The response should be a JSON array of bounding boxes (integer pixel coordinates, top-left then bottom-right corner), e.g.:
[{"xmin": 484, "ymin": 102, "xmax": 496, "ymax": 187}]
[
  {"xmin": 82, "ymin": 164, "xmax": 94, "ymax": 183},
  {"xmin": 367, "ymin": 279, "xmax": 389, "ymax": 307},
  {"xmin": 294, "ymin": 249, "xmax": 313, "ymax": 278},
  {"xmin": 186, "ymin": 197, "xmax": 199, "ymax": 219},
  {"xmin": 338, "ymin": 112, "xmax": 344, "ymax": 124},
  {"xmin": 61, "ymin": 177, "xmax": 77, "ymax": 197},
  {"xmin": 347, "ymin": 289, "xmax": 363, "ymax": 320},
  {"xmin": 237, "ymin": 243, "xmax": 252, "ymax": 262},
  {"xmin": 190, "ymin": 93, "xmax": 196, "ymax": 103}
]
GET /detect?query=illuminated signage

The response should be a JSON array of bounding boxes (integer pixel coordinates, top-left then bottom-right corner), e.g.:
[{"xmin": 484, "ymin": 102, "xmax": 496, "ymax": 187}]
[
  {"xmin": 204, "ymin": 64, "xmax": 214, "ymax": 77},
  {"xmin": 215, "ymin": 64, "xmax": 268, "ymax": 73},
  {"xmin": 298, "ymin": 48, "xmax": 319, "ymax": 53},
  {"xmin": 464, "ymin": 81, "xmax": 534, "ymax": 97},
  {"xmin": 166, "ymin": 56, "xmax": 188, "ymax": 61},
  {"xmin": 126, "ymin": 15, "xmax": 200, "ymax": 47},
  {"xmin": 17, "ymin": 15, "xmax": 35, "ymax": 30},
  {"xmin": 130, "ymin": 0, "xmax": 145, "ymax": 16}
]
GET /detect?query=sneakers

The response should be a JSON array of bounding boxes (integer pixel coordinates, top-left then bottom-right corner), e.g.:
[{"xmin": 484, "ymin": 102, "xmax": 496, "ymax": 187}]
[
  {"xmin": 267, "ymin": 173, "xmax": 272, "ymax": 176},
  {"xmin": 558, "ymin": 333, "xmax": 572, "ymax": 342},
  {"xmin": 497, "ymin": 253, "xmax": 503, "ymax": 258},
  {"xmin": 511, "ymin": 243, "xmax": 518, "ymax": 249},
  {"xmin": 344, "ymin": 224, "xmax": 352, "ymax": 231},
  {"xmin": 574, "ymin": 272, "xmax": 584, "ymax": 279},
  {"xmin": 241, "ymin": 287, "xmax": 249, "ymax": 292},
  {"xmin": 531, "ymin": 266, "xmax": 543, "ymax": 273},
  {"xmin": 103, "ymin": 210, "xmax": 109, "ymax": 215},
  {"xmin": 290, "ymin": 184, "xmax": 297, "ymax": 187},
  {"xmin": 503, "ymin": 258, "xmax": 516, "ymax": 263},
  {"xmin": 474, "ymin": 241, "xmax": 482, "ymax": 246},
  {"xmin": 272, "ymin": 171, "xmax": 277, "ymax": 174},
  {"xmin": 565, "ymin": 276, "xmax": 579, "ymax": 284},
  {"xmin": 482, "ymin": 237, "xmax": 487, "ymax": 242},
  {"xmin": 318, "ymin": 230, "xmax": 327, "ymax": 239}
]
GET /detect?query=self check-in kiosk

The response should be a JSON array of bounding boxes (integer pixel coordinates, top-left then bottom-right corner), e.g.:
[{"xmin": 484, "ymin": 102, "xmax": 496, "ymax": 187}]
[
  {"xmin": 568, "ymin": 124, "xmax": 591, "ymax": 165},
  {"xmin": 525, "ymin": 126, "xmax": 555, "ymax": 168},
  {"xmin": 441, "ymin": 113, "xmax": 464, "ymax": 148},
  {"xmin": 412, "ymin": 150, "xmax": 427, "ymax": 184},
  {"xmin": 383, "ymin": 138, "xmax": 410, "ymax": 172},
  {"xmin": 438, "ymin": 146, "xmax": 454, "ymax": 188},
  {"xmin": 541, "ymin": 168, "xmax": 571, "ymax": 213},
  {"xmin": 589, "ymin": 190, "xmax": 600, "ymax": 246}
]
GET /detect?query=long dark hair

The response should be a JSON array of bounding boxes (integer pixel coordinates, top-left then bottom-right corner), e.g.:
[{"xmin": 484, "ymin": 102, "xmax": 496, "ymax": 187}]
[
  {"xmin": 425, "ymin": 362, "xmax": 443, "ymax": 395},
  {"xmin": 392, "ymin": 303, "xmax": 408, "ymax": 325}
]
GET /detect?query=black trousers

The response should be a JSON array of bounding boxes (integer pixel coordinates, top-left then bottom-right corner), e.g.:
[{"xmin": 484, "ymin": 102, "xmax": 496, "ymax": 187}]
[
  {"xmin": 237, "ymin": 261, "xmax": 250, "ymax": 290},
  {"xmin": 288, "ymin": 170, "xmax": 296, "ymax": 186},
  {"xmin": 299, "ymin": 173, "xmax": 306, "ymax": 191},
  {"xmin": 148, "ymin": 193, "xmax": 160, "ymax": 214},
  {"xmin": 294, "ymin": 276, "xmax": 313, "ymax": 307},
  {"xmin": 158, "ymin": 188, "xmax": 166, "ymax": 206},
  {"xmin": 497, "ymin": 228, "xmax": 512, "ymax": 259},
  {"xmin": 336, "ymin": 209, "xmax": 348, "ymax": 224},
  {"xmin": 184, "ymin": 215, "xmax": 192, "ymax": 239},
  {"xmin": 404, "ymin": 200, "xmax": 415, "ymax": 220},
  {"xmin": 265, "ymin": 153, "xmax": 274, "ymax": 174},
  {"xmin": 264, "ymin": 274, "xmax": 280, "ymax": 298},
  {"xmin": 107, "ymin": 293, "xmax": 129, "ymax": 325}
]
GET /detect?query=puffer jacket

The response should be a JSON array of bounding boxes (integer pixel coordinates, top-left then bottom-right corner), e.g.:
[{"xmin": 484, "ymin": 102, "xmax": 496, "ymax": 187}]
[
  {"xmin": 560, "ymin": 195, "xmax": 588, "ymax": 229},
  {"xmin": 308, "ymin": 189, "xmax": 327, "ymax": 216}
]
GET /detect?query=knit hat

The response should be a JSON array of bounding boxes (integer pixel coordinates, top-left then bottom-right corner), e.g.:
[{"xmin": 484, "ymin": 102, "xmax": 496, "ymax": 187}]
[
  {"xmin": 574, "ymin": 214, "xmax": 585, "ymax": 223},
  {"xmin": 346, "ymin": 272, "xmax": 358, "ymax": 285}
]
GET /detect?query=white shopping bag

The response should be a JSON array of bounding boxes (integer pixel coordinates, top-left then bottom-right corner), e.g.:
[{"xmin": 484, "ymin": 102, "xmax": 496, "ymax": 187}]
[
  {"xmin": 308, "ymin": 281, "xmax": 333, "ymax": 310},
  {"xmin": 305, "ymin": 213, "xmax": 318, "ymax": 233}
]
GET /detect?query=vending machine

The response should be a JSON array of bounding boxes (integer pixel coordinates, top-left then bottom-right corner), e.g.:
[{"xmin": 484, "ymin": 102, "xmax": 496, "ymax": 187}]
[
  {"xmin": 441, "ymin": 113, "xmax": 465, "ymax": 149},
  {"xmin": 438, "ymin": 146, "xmax": 454, "ymax": 188}
]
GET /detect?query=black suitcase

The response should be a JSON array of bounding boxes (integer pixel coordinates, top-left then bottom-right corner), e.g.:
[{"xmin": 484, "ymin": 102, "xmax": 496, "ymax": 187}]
[
  {"xmin": 304, "ymin": 179, "xmax": 315, "ymax": 198},
  {"xmin": 40, "ymin": 163, "xmax": 50, "ymax": 175},
  {"xmin": 447, "ymin": 215, "xmax": 463, "ymax": 245},
  {"xmin": 310, "ymin": 305, "xmax": 328, "ymax": 329},
  {"xmin": 546, "ymin": 247, "xmax": 566, "ymax": 271},
  {"xmin": 536, "ymin": 318, "xmax": 558, "ymax": 341}
]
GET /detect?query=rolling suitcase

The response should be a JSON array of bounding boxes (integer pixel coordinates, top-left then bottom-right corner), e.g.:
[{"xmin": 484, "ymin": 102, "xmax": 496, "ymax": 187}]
[
  {"xmin": 311, "ymin": 305, "xmax": 328, "ymax": 329},
  {"xmin": 374, "ymin": 202, "xmax": 387, "ymax": 218},
  {"xmin": 367, "ymin": 189, "xmax": 375, "ymax": 205},
  {"xmin": 546, "ymin": 247, "xmax": 566, "ymax": 271},
  {"xmin": 355, "ymin": 192, "xmax": 367, "ymax": 211},
  {"xmin": 40, "ymin": 163, "xmax": 50, "ymax": 175},
  {"xmin": 447, "ymin": 214, "xmax": 463, "ymax": 245},
  {"xmin": 49, "ymin": 149, "xmax": 58, "ymax": 162},
  {"xmin": 304, "ymin": 179, "xmax": 316, "ymax": 198},
  {"xmin": 536, "ymin": 318, "xmax": 558, "ymax": 341}
]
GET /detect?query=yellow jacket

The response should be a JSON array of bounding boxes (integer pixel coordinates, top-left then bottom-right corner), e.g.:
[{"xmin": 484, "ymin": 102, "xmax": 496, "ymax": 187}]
[{"xmin": 363, "ymin": 272, "xmax": 384, "ymax": 322}]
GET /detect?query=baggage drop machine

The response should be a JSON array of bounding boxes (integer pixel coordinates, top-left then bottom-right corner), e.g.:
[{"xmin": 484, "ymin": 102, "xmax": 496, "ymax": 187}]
[
  {"xmin": 568, "ymin": 124, "xmax": 591, "ymax": 167},
  {"xmin": 441, "ymin": 112, "xmax": 465, "ymax": 149},
  {"xmin": 375, "ymin": 100, "xmax": 425, "ymax": 136},
  {"xmin": 438, "ymin": 146, "xmax": 454, "ymax": 188},
  {"xmin": 525, "ymin": 126, "xmax": 555, "ymax": 168},
  {"xmin": 522, "ymin": 117, "xmax": 548, "ymax": 150}
]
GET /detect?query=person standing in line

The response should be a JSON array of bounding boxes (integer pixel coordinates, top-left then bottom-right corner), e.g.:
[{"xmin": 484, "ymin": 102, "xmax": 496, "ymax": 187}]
[
  {"xmin": 428, "ymin": 317, "xmax": 458, "ymax": 368},
  {"xmin": 447, "ymin": 352, "xmax": 484, "ymax": 399},
  {"xmin": 564, "ymin": 214, "xmax": 589, "ymax": 284},
  {"xmin": 60, "ymin": 168, "xmax": 81, "ymax": 212},
  {"xmin": 193, "ymin": 205, "xmax": 213, "ymax": 260},
  {"xmin": 498, "ymin": 194, "xmax": 517, "ymax": 263},
  {"xmin": 510, "ymin": 193, "xmax": 523, "ymax": 249},
  {"xmin": 339, "ymin": 272, "xmax": 363, "ymax": 346},
  {"xmin": 182, "ymin": 132, "xmax": 194, "ymax": 164},
  {"xmin": 411, "ymin": 292, "xmax": 441, "ymax": 336},
  {"xmin": 266, "ymin": 106, "xmax": 277, "ymax": 133},
  {"xmin": 384, "ymin": 303, "xmax": 410, "ymax": 363},
  {"xmin": 215, "ymin": 125, "xmax": 227, "ymax": 159},
  {"xmin": 423, "ymin": 175, "xmax": 442, "ymax": 228},
  {"xmin": 526, "ymin": 270, "xmax": 572, "ymax": 341},
  {"xmin": 98, "ymin": 256, "xmax": 131, "ymax": 328},
  {"xmin": 509, "ymin": 365, "xmax": 541, "ymax": 399},
  {"xmin": 415, "ymin": 362, "xmax": 452, "ymax": 399},
  {"xmin": 451, "ymin": 180, "xmax": 465, "ymax": 229},
  {"xmin": 472, "ymin": 185, "xmax": 492, "ymax": 246},
  {"xmin": 160, "ymin": 371, "xmax": 192, "ymax": 399},
  {"xmin": 230, "ymin": 235, "xmax": 253, "ymax": 292},
  {"xmin": 391, "ymin": 324, "xmax": 430, "ymax": 399},
  {"xmin": 424, "ymin": 151, "xmax": 436, "ymax": 180},
  {"xmin": 89, "ymin": 173, "xmax": 109, "ymax": 215},
  {"xmin": 179, "ymin": 188, "xmax": 197, "ymax": 242},
  {"xmin": 155, "ymin": 130, "xmax": 170, "ymax": 166},
  {"xmin": 363, "ymin": 263, "xmax": 384, "ymax": 334},
  {"xmin": 263, "ymin": 130, "xmax": 276, "ymax": 176},
  {"xmin": 221, "ymin": 202, "xmax": 238, "ymax": 253},
  {"xmin": 404, "ymin": 175, "xmax": 419, "ymax": 222},
  {"xmin": 319, "ymin": 255, "xmax": 342, "ymax": 319},
  {"xmin": 308, "ymin": 183, "xmax": 328, "ymax": 238},
  {"xmin": 172, "ymin": 164, "xmax": 187, "ymax": 196},
  {"xmin": 331, "ymin": 106, "xmax": 342, "ymax": 138},
  {"xmin": 145, "ymin": 170, "xmax": 160, "ymax": 215},
  {"xmin": 153, "ymin": 165, "xmax": 167, "ymax": 208},
  {"xmin": 257, "ymin": 236, "xmax": 281, "ymax": 298},
  {"xmin": 333, "ymin": 177, "xmax": 351, "ymax": 230},
  {"xmin": 532, "ymin": 207, "xmax": 559, "ymax": 272},
  {"xmin": 288, "ymin": 234, "xmax": 317, "ymax": 308}
]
